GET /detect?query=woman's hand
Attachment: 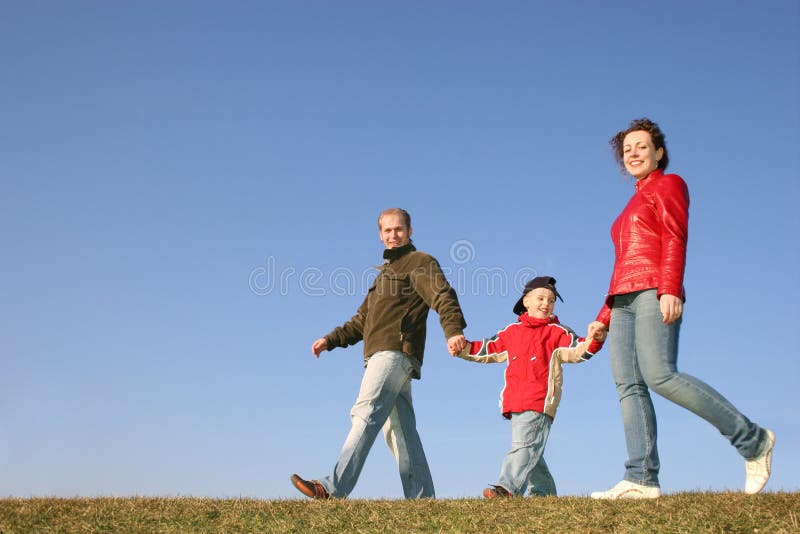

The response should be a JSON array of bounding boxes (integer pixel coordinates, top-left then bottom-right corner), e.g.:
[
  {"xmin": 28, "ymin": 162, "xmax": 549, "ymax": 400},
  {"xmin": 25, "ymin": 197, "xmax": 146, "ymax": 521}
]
[{"xmin": 659, "ymin": 294, "xmax": 683, "ymax": 324}]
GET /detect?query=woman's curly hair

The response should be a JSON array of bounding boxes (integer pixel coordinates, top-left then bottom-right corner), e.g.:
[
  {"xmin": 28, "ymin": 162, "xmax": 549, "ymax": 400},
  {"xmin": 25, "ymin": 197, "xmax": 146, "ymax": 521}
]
[{"xmin": 610, "ymin": 118, "xmax": 669, "ymax": 172}]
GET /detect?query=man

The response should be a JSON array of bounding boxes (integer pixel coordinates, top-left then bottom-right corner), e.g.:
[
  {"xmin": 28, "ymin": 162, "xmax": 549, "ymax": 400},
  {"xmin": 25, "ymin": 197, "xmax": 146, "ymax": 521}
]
[{"xmin": 290, "ymin": 208, "xmax": 467, "ymax": 499}]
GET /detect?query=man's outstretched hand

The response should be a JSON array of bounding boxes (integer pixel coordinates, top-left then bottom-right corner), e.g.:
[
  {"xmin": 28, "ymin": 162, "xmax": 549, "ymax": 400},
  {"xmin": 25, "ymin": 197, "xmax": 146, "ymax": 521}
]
[{"xmin": 311, "ymin": 338, "xmax": 328, "ymax": 358}]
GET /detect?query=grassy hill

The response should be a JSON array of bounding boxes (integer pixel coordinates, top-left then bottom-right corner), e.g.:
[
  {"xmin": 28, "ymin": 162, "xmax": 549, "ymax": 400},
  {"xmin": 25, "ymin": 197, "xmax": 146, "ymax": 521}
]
[{"xmin": 1, "ymin": 493, "xmax": 798, "ymax": 533}]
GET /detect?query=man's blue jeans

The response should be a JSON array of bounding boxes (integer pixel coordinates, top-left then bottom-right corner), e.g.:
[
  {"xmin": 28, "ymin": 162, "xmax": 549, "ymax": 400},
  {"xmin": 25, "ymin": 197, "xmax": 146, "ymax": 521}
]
[
  {"xmin": 497, "ymin": 410, "xmax": 557, "ymax": 496},
  {"xmin": 609, "ymin": 289, "xmax": 765, "ymax": 487},
  {"xmin": 320, "ymin": 350, "xmax": 434, "ymax": 498}
]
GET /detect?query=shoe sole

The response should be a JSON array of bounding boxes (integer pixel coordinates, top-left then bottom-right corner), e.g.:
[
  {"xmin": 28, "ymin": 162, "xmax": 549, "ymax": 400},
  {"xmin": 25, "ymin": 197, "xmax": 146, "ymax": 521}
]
[
  {"xmin": 290, "ymin": 474, "xmax": 317, "ymax": 498},
  {"xmin": 591, "ymin": 490, "xmax": 660, "ymax": 499},
  {"xmin": 591, "ymin": 482, "xmax": 661, "ymax": 500}
]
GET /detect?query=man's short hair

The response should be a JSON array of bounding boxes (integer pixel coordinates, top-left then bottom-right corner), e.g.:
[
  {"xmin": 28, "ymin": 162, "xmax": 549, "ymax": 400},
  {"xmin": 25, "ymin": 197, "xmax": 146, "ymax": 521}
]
[{"xmin": 378, "ymin": 208, "xmax": 411, "ymax": 230}]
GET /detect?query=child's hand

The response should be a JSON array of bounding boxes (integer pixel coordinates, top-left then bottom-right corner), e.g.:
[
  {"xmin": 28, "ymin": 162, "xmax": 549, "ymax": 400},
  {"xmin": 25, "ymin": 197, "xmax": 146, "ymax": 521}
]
[
  {"xmin": 587, "ymin": 321, "xmax": 607, "ymax": 342},
  {"xmin": 592, "ymin": 330, "xmax": 607, "ymax": 342}
]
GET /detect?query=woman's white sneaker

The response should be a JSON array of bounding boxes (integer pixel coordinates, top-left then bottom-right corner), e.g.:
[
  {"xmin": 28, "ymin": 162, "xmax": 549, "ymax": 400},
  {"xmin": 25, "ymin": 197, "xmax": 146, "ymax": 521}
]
[
  {"xmin": 745, "ymin": 429, "xmax": 775, "ymax": 494},
  {"xmin": 590, "ymin": 480, "xmax": 661, "ymax": 500}
]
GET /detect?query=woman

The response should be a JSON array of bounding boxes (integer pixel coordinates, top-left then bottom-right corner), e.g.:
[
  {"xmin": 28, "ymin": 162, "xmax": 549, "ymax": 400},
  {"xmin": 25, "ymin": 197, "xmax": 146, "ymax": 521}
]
[{"xmin": 587, "ymin": 118, "xmax": 774, "ymax": 499}]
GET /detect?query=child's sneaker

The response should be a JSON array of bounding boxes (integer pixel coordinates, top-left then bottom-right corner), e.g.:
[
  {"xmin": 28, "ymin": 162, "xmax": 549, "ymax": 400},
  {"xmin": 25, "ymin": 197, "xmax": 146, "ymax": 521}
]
[{"xmin": 590, "ymin": 480, "xmax": 661, "ymax": 499}]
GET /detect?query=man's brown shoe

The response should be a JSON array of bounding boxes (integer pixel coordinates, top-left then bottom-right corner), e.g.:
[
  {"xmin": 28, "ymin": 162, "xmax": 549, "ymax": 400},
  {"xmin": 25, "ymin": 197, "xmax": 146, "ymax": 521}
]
[
  {"xmin": 290, "ymin": 474, "xmax": 330, "ymax": 499},
  {"xmin": 483, "ymin": 485, "xmax": 512, "ymax": 498}
]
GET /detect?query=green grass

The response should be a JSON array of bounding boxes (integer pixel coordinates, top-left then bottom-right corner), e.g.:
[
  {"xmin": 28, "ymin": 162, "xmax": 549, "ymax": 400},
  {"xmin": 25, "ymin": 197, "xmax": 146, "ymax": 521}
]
[{"xmin": 1, "ymin": 493, "xmax": 798, "ymax": 533}]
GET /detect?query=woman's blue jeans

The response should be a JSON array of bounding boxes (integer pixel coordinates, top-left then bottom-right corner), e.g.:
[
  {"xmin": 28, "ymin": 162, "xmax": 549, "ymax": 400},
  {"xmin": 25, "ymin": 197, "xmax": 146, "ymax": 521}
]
[
  {"xmin": 320, "ymin": 350, "xmax": 434, "ymax": 498},
  {"xmin": 497, "ymin": 410, "xmax": 557, "ymax": 496},
  {"xmin": 609, "ymin": 289, "xmax": 765, "ymax": 487}
]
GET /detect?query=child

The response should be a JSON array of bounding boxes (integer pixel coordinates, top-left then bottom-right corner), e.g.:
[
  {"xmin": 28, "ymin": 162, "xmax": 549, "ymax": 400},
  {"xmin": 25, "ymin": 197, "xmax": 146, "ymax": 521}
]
[{"xmin": 454, "ymin": 276, "xmax": 604, "ymax": 498}]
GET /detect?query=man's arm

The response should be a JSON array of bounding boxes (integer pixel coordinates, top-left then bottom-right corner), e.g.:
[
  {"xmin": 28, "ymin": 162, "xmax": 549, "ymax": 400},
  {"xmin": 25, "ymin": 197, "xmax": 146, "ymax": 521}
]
[
  {"xmin": 409, "ymin": 256, "xmax": 466, "ymax": 339},
  {"xmin": 313, "ymin": 293, "xmax": 369, "ymax": 356}
]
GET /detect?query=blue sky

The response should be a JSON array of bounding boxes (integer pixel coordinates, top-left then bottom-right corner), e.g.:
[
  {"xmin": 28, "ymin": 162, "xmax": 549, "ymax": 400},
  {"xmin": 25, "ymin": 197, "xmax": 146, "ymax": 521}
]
[{"xmin": 1, "ymin": 1, "xmax": 798, "ymax": 499}]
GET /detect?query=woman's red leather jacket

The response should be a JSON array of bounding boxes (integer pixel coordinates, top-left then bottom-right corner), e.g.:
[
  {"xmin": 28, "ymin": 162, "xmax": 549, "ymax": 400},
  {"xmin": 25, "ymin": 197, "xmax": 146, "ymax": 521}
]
[{"xmin": 596, "ymin": 169, "xmax": 689, "ymax": 326}]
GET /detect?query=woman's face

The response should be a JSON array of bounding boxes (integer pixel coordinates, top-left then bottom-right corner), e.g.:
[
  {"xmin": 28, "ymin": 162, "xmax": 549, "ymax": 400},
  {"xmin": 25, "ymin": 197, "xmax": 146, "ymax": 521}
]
[{"xmin": 622, "ymin": 130, "xmax": 664, "ymax": 180}]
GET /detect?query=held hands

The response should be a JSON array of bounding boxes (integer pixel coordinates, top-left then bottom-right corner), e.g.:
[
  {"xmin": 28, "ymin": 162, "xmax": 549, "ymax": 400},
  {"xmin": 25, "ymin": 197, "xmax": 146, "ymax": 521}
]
[
  {"xmin": 447, "ymin": 334, "xmax": 467, "ymax": 356},
  {"xmin": 587, "ymin": 321, "xmax": 608, "ymax": 343},
  {"xmin": 311, "ymin": 338, "xmax": 328, "ymax": 358}
]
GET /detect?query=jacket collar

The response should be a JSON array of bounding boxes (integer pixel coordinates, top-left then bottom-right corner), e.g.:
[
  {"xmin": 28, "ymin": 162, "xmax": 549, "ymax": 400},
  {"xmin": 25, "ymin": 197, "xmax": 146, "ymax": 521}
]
[
  {"xmin": 517, "ymin": 313, "xmax": 558, "ymax": 327},
  {"xmin": 635, "ymin": 168, "xmax": 664, "ymax": 192},
  {"xmin": 383, "ymin": 242, "xmax": 416, "ymax": 262}
]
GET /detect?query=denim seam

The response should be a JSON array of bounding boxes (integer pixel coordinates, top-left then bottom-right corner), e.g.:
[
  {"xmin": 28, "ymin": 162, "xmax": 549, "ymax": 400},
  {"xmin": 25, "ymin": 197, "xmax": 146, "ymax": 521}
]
[{"xmin": 631, "ymin": 348, "xmax": 656, "ymax": 486}]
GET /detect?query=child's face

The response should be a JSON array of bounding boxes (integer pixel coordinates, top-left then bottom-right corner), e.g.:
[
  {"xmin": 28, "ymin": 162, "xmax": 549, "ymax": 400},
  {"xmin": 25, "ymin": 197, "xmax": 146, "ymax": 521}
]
[{"xmin": 522, "ymin": 288, "xmax": 556, "ymax": 319}]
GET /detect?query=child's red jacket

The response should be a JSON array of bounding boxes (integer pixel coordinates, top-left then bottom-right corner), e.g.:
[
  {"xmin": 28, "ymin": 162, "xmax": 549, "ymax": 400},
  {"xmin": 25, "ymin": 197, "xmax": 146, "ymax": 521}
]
[{"xmin": 457, "ymin": 314, "xmax": 602, "ymax": 419}]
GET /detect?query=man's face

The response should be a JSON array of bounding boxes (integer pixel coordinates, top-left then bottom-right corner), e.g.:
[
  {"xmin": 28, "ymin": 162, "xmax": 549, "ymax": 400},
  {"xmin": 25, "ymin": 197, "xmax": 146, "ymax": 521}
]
[
  {"xmin": 379, "ymin": 213, "xmax": 412, "ymax": 249},
  {"xmin": 522, "ymin": 288, "xmax": 556, "ymax": 319}
]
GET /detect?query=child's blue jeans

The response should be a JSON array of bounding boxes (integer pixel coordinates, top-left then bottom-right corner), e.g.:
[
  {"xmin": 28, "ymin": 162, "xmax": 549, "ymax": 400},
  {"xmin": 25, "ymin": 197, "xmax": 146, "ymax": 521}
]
[{"xmin": 497, "ymin": 410, "xmax": 557, "ymax": 496}]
